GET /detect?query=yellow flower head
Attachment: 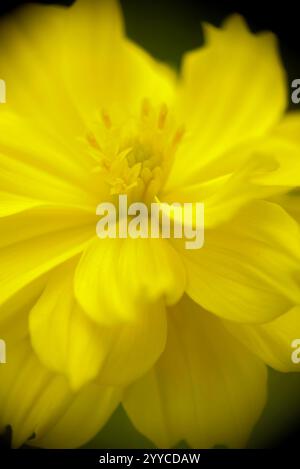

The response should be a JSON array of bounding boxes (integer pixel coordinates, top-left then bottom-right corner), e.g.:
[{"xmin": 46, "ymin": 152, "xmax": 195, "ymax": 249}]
[{"xmin": 0, "ymin": 0, "xmax": 300, "ymax": 449}]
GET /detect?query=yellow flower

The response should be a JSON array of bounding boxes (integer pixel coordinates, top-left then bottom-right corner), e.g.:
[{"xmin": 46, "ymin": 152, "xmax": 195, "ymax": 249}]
[{"xmin": 0, "ymin": 0, "xmax": 300, "ymax": 449}]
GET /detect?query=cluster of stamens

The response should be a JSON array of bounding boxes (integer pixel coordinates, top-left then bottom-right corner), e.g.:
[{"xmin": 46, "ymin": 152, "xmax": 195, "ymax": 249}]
[{"xmin": 86, "ymin": 99, "xmax": 185, "ymax": 204}]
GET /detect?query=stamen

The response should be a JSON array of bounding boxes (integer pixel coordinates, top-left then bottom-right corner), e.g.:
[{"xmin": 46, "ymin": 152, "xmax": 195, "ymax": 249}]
[
  {"xmin": 86, "ymin": 131, "xmax": 101, "ymax": 150},
  {"xmin": 141, "ymin": 167, "xmax": 152, "ymax": 184},
  {"xmin": 101, "ymin": 109, "xmax": 112, "ymax": 129},
  {"xmin": 85, "ymin": 100, "xmax": 185, "ymax": 204},
  {"xmin": 141, "ymin": 98, "xmax": 151, "ymax": 118},
  {"xmin": 173, "ymin": 125, "xmax": 185, "ymax": 147},
  {"xmin": 158, "ymin": 103, "xmax": 168, "ymax": 130}
]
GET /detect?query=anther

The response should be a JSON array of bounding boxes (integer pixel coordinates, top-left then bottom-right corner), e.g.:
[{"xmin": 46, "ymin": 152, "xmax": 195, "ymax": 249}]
[
  {"xmin": 173, "ymin": 125, "xmax": 185, "ymax": 147},
  {"xmin": 101, "ymin": 109, "xmax": 112, "ymax": 129},
  {"xmin": 141, "ymin": 98, "xmax": 151, "ymax": 118},
  {"xmin": 158, "ymin": 103, "xmax": 168, "ymax": 130},
  {"xmin": 86, "ymin": 131, "xmax": 101, "ymax": 150}
]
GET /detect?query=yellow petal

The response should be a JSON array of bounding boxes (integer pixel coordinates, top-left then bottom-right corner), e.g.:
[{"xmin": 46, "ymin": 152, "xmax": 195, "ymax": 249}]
[
  {"xmin": 97, "ymin": 298, "xmax": 167, "ymax": 386},
  {"xmin": 274, "ymin": 191, "xmax": 300, "ymax": 223},
  {"xmin": 75, "ymin": 236, "xmax": 185, "ymax": 325},
  {"xmin": 0, "ymin": 112, "xmax": 99, "ymax": 209},
  {"xmin": 0, "ymin": 3, "xmax": 83, "ymax": 135},
  {"xmin": 224, "ymin": 306, "xmax": 300, "ymax": 372},
  {"xmin": 0, "ymin": 275, "xmax": 47, "ymax": 333},
  {"xmin": 258, "ymin": 112, "xmax": 300, "ymax": 186},
  {"xmin": 163, "ymin": 154, "xmax": 280, "ymax": 228},
  {"xmin": 0, "ymin": 206, "xmax": 94, "ymax": 307},
  {"xmin": 0, "ymin": 337, "xmax": 120, "ymax": 448},
  {"xmin": 33, "ymin": 379, "xmax": 120, "ymax": 449},
  {"xmin": 123, "ymin": 295, "xmax": 267, "ymax": 448},
  {"xmin": 164, "ymin": 115, "xmax": 300, "ymax": 226},
  {"xmin": 168, "ymin": 14, "xmax": 286, "ymax": 188},
  {"xmin": 62, "ymin": 0, "xmax": 174, "ymax": 119},
  {"xmin": 172, "ymin": 201, "xmax": 300, "ymax": 323},
  {"xmin": 0, "ymin": 0, "xmax": 174, "ymax": 128},
  {"xmin": 272, "ymin": 111, "xmax": 300, "ymax": 145},
  {"xmin": 0, "ymin": 191, "xmax": 44, "ymax": 217},
  {"xmin": 30, "ymin": 261, "xmax": 167, "ymax": 389},
  {"xmin": 0, "ymin": 0, "xmax": 174, "ymax": 211},
  {"xmin": 29, "ymin": 261, "xmax": 106, "ymax": 390}
]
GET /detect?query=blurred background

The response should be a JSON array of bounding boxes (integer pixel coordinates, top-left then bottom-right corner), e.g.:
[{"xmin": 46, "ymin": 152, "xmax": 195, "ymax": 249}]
[{"xmin": 0, "ymin": 0, "xmax": 300, "ymax": 449}]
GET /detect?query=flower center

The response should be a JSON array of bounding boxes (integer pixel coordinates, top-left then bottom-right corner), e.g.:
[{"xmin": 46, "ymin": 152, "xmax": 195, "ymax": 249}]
[{"xmin": 85, "ymin": 99, "xmax": 184, "ymax": 204}]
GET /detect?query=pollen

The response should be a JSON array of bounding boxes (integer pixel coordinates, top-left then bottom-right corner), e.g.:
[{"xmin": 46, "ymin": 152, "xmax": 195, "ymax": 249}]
[{"xmin": 86, "ymin": 99, "xmax": 185, "ymax": 204}]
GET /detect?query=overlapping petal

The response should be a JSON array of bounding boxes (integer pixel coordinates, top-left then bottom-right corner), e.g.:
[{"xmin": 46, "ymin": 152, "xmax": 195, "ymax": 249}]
[
  {"xmin": 172, "ymin": 201, "xmax": 300, "ymax": 323},
  {"xmin": 0, "ymin": 206, "xmax": 94, "ymax": 308},
  {"xmin": 167, "ymin": 15, "xmax": 286, "ymax": 189},
  {"xmin": 30, "ymin": 261, "xmax": 167, "ymax": 390},
  {"xmin": 162, "ymin": 153, "xmax": 280, "ymax": 228},
  {"xmin": 123, "ymin": 295, "xmax": 267, "ymax": 448},
  {"xmin": 224, "ymin": 306, "xmax": 300, "ymax": 372},
  {"xmin": 75, "ymin": 235, "xmax": 185, "ymax": 325},
  {"xmin": 161, "ymin": 16, "xmax": 300, "ymax": 228},
  {"xmin": 0, "ymin": 335, "xmax": 120, "ymax": 448},
  {"xmin": 0, "ymin": 112, "xmax": 101, "ymax": 209},
  {"xmin": 243, "ymin": 112, "xmax": 300, "ymax": 189},
  {"xmin": 0, "ymin": 0, "xmax": 174, "ymax": 127}
]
